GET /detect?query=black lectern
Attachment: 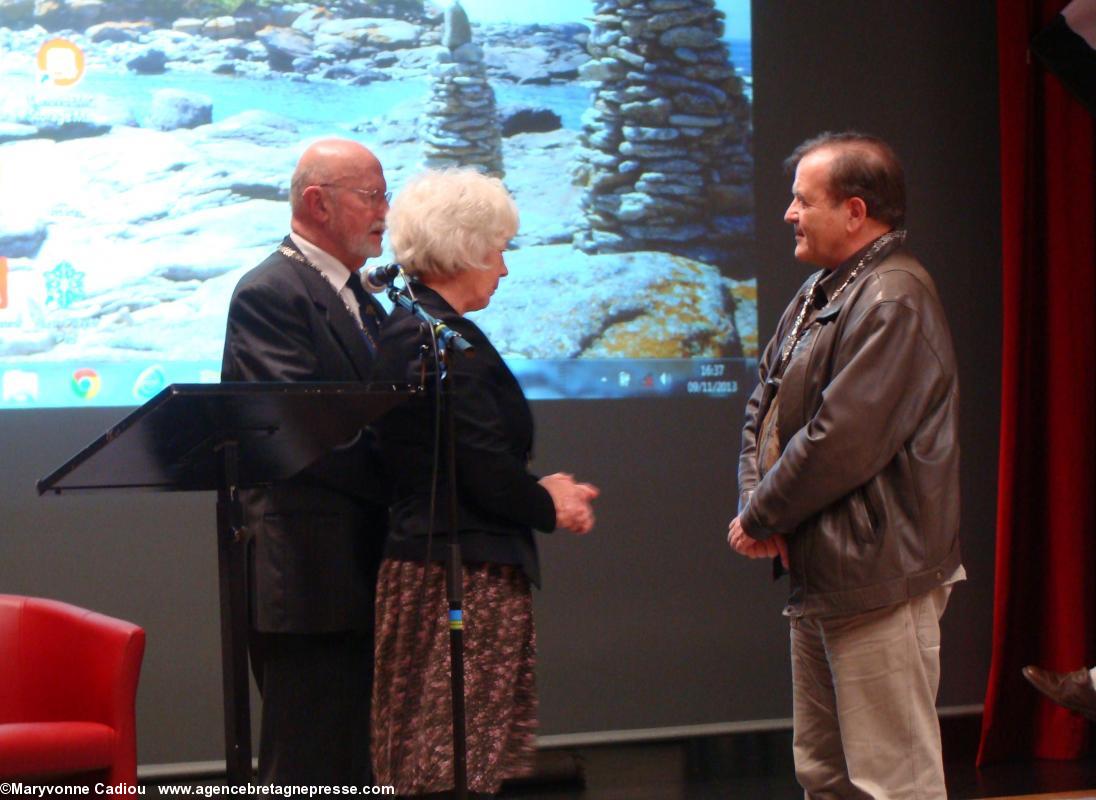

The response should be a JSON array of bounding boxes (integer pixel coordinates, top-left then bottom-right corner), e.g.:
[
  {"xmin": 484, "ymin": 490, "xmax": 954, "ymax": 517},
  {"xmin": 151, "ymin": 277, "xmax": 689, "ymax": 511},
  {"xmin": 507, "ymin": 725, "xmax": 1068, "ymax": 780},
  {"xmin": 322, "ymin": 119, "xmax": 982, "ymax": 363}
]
[{"xmin": 37, "ymin": 382, "xmax": 413, "ymax": 784}]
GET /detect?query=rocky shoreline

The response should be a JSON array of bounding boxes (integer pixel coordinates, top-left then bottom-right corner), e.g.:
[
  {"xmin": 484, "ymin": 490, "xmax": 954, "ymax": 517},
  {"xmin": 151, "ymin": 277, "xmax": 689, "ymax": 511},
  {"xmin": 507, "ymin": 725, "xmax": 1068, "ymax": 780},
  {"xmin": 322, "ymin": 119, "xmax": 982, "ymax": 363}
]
[{"xmin": 0, "ymin": 1, "xmax": 757, "ymax": 363}]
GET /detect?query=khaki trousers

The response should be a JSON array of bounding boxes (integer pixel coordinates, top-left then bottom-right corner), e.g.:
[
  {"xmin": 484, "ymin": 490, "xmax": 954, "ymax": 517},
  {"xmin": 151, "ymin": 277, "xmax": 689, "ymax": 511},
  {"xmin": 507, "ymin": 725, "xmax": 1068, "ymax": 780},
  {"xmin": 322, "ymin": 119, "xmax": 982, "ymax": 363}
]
[{"xmin": 790, "ymin": 586, "xmax": 952, "ymax": 800}]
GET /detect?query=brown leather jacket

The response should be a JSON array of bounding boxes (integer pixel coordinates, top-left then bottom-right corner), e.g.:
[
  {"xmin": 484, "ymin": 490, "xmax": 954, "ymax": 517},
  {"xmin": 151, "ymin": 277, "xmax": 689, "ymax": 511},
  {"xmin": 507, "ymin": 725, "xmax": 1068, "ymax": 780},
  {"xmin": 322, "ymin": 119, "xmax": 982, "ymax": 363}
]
[{"xmin": 739, "ymin": 243, "xmax": 963, "ymax": 617}]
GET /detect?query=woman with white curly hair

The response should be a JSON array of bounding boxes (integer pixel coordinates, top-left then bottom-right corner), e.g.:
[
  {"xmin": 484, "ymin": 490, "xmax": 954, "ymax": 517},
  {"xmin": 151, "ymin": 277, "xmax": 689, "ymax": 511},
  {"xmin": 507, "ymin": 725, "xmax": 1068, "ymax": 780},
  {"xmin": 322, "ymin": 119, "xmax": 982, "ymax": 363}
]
[{"xmin": 369, "ymin": 168, "xmax": 599, "ymax": 798}]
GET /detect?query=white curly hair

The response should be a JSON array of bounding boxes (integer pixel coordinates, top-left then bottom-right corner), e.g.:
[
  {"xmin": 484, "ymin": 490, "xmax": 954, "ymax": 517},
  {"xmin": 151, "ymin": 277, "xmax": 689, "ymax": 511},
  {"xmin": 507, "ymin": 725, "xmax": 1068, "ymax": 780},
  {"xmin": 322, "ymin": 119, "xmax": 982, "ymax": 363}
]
[{"xmin": 386, "ymin": 168, "xmax": 518, "ymax": 278}]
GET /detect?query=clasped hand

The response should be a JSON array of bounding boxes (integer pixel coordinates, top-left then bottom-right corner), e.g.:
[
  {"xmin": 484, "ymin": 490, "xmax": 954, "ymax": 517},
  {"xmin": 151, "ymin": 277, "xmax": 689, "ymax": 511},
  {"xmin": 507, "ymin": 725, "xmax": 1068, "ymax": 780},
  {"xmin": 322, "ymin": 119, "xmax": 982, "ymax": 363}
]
[
  {"xmin": 539, "ymin": 472, "xmax": 600, "ymax": 535},
  {"xmin": 727, "ymin": 515, "xmax": 789, "ymax": 569}
]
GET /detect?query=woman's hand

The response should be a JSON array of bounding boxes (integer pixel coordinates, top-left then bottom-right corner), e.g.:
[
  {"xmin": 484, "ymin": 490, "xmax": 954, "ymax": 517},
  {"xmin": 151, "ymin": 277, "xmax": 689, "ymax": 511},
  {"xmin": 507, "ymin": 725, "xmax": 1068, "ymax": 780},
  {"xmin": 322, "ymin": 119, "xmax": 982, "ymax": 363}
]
[{"xmin": 539, "ymin": 472, "xmax": 600, "ymax": 535}]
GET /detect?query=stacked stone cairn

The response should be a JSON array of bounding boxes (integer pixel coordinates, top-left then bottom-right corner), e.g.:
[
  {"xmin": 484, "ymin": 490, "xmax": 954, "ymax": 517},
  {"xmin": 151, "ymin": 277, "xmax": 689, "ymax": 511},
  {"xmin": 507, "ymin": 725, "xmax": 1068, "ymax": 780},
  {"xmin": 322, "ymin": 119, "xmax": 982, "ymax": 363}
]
[
  {"xmin": 573, "ymin": 0, "xmax": 753, "ymax": 265},
  {"xmin": 421, "ymin": 2, "xmax": 504, "ymax": 177}
]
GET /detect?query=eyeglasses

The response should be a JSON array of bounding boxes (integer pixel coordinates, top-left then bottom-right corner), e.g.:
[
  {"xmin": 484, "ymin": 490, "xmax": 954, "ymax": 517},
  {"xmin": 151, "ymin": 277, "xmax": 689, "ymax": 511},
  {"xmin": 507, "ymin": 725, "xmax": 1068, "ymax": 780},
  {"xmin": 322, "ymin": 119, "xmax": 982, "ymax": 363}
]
[{"xmin": 318, "ymin": 183, "xmax": 392, "ymax": 208}]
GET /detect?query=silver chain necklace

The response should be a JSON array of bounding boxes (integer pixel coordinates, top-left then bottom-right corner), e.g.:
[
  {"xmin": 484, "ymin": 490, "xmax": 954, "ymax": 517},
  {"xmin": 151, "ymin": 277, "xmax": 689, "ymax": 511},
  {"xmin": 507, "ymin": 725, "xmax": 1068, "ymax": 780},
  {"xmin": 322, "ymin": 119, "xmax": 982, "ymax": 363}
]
[
  {"xmin": 279, "ymin": 243, "xmax": 378, "ymax": 350},
  {"xmin": 776, "ymin": 229, "xmax": 907, "ymax": 375}
]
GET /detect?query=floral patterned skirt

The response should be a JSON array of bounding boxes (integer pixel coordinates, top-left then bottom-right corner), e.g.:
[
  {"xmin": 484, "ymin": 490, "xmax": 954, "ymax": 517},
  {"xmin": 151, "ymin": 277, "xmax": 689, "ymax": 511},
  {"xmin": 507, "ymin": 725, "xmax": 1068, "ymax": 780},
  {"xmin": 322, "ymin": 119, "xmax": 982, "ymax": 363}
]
[{"xmin": 371, "ymin": 558, "xmax": 538, "ymax": 795}]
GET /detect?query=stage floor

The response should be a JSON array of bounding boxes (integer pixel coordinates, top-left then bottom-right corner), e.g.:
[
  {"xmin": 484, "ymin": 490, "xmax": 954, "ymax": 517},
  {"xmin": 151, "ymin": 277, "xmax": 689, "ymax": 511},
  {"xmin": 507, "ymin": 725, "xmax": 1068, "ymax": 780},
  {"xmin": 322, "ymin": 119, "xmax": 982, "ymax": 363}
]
[{"xmin": 498, "ymin": 729, "xmax": 1096, "ymax": 800}]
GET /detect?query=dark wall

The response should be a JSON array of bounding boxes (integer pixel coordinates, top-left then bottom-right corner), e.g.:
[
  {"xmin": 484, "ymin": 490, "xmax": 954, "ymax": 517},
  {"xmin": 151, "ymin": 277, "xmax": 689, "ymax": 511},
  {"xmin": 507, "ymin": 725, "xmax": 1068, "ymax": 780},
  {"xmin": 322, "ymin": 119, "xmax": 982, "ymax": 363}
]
[{"xmin": 0, "ymin": 0, "xmax": 1000, "ymax": 765}]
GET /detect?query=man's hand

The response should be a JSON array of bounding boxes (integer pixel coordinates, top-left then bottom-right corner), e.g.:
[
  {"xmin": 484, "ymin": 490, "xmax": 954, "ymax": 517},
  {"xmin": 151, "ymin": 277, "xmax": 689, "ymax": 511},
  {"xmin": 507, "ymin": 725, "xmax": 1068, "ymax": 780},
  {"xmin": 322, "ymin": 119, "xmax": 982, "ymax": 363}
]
[{"xmin": 727, "ymin": 515, "xmax": 789, "ymax": 569}]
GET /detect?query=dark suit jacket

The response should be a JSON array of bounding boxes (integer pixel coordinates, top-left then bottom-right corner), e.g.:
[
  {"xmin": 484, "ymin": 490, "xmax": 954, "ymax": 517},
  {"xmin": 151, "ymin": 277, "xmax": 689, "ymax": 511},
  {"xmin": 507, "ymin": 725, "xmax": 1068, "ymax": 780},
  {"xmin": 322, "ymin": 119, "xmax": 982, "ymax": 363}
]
[
  {"xmin": 371, "ymin": 283, "xmax": 556, "ymax": 586},
  {"xmin": 221, "ymin": 237, "xmax": 387, "ymax": 633}
]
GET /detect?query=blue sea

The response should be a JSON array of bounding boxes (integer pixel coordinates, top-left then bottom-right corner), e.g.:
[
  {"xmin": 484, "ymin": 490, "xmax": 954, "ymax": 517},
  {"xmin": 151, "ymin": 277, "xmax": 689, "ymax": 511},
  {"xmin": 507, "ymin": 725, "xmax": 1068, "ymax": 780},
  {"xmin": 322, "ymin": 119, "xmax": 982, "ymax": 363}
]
[
  {"xmin": 67, "ymin": 36, "xmax": 750, "ymax": 132},
  {"xmin": 456, "ymin": 0, "xmax": 750, "ymax": 40},
  {"xmin": 3, "ymin": 5, "xmax": 752, "ymax": 130}
]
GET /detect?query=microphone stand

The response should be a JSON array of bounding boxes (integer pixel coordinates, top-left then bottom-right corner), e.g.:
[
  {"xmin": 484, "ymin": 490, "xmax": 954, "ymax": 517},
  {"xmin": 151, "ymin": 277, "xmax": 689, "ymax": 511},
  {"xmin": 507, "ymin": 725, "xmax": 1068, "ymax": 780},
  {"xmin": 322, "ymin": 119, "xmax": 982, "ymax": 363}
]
[{"xmin": 385, "ymin": 280, "xmax": 473, "ymax": 800}]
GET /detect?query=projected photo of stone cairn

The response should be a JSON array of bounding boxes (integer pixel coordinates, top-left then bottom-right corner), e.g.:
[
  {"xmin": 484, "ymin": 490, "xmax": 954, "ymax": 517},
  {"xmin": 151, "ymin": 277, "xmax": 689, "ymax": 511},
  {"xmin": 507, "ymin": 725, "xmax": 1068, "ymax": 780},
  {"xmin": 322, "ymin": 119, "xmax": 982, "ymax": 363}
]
[
  {"xmin": 573, "ymin": 0, "xmax": 752, "ymax": 269},
  {"xmin": 0, "ymin": 0, "xmax": 758, "ymax": 371},
  {"xmin": 421, "ymin": 2, "xmax": 504, "ymax": 176}
]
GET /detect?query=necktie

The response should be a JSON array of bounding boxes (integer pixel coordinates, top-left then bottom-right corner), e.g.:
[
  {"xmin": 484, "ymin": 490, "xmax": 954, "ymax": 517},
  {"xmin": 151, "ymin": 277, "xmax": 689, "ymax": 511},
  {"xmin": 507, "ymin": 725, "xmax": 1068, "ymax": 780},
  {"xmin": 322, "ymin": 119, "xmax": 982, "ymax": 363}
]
[{"xmin": 345, "ymin": 271, "xmax": 382, "ymax": 351}]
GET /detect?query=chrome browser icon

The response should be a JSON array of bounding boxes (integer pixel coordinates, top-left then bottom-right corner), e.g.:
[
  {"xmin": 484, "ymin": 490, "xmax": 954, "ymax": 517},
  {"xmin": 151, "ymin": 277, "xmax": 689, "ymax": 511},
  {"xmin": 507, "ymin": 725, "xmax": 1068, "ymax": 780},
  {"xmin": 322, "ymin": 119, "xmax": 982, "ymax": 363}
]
[{"xmin": 71, "ymin": 367, "xmax": 101, "ymax": 400}]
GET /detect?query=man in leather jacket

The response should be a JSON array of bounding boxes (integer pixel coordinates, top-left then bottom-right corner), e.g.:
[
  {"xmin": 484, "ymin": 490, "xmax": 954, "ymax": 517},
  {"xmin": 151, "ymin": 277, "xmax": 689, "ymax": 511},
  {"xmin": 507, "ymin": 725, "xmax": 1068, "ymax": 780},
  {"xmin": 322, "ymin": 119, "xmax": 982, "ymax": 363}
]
[{"xmin": 728, "ymin": 132, "xmax": 964, "ymax": 799}]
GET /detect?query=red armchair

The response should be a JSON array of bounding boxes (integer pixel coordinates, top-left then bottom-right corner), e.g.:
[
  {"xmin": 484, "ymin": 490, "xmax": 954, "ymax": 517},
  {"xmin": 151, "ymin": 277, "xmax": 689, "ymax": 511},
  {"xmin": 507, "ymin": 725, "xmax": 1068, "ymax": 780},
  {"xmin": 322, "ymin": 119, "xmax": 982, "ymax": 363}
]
[{"xmin": 0, "ymin": 595, "xmax": 145, "ymax": 784}]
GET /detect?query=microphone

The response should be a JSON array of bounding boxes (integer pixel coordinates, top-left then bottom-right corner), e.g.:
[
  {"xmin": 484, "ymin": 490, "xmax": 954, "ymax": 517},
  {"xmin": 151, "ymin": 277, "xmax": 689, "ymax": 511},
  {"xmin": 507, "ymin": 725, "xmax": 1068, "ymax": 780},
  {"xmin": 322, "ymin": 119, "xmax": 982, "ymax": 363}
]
[{"xmin": 363, "ymin": 263, "xmax": 401, "ymax": 291}]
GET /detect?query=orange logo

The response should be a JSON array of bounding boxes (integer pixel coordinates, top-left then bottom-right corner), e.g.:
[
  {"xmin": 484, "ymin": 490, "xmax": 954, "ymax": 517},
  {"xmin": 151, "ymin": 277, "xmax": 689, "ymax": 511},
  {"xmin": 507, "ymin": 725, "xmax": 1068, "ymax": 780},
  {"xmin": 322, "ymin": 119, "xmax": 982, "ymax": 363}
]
[
  {"xmin": 37, "ymin": 38, "xmax": 86, "ymax": 87},
  {"xmin": 0, "ymin": 257, "xmax": 8, "ymax": 309}
]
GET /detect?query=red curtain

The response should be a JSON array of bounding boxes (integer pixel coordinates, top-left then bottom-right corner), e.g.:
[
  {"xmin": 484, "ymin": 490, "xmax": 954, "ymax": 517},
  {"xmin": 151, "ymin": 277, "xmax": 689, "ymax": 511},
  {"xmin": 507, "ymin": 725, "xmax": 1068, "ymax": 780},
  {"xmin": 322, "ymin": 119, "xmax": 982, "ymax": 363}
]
[{"xmin": 977, "ymin": 0, "xmax": 1096, "ymax": 764}]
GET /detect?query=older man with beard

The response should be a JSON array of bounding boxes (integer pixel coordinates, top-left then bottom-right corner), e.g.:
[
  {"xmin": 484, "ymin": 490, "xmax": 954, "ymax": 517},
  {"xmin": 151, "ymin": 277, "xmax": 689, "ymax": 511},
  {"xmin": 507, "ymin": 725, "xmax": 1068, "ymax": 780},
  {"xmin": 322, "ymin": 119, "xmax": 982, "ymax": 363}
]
[{"xmin": 221, "ymin": 138, "xmax": 391, "ymax": 785}]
